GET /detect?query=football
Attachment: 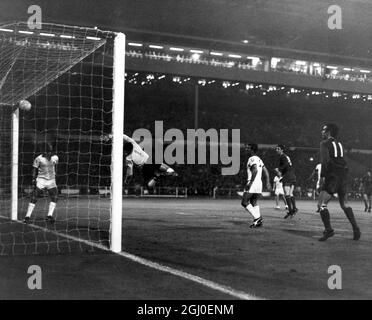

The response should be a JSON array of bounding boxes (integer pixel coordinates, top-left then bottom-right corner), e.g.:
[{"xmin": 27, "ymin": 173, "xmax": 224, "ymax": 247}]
[{"xmin": 18, "ymin": 100, "xmax": 32, "ymax": 111}]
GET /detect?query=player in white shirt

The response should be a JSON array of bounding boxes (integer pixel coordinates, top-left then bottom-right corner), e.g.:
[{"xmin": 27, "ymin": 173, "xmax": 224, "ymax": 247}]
[
  {"xmin": 24, "ymin": 144, "xmax": 58, "ymax": 223},
  {"xmin": 241, "ymin": 144, "xmax": 271, "ymax": 228},
  {"xmin": 307, "ymin": 163, "xmax": 322, "ymax": 212},
  {"xmin": 314, "ymin": 163, "xmax": 322, "ymax": 212},
  {"xmin": 103, "ymin": 133, "xmax": 177, "ymax": 188},
  {"xmin": 273, "ymin": 172, "xmax": 288, "ymax": 210}
]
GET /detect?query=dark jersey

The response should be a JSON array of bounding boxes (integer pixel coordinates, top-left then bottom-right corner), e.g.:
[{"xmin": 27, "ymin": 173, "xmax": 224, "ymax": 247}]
[
  {"xmin": 278, "ymin": 153, "xmax": 295, "ymax": 176},
  {"xmin": 320, "ymin": 138, "xmax": 348, "ymax": 176},
  {"xmin": 361, "ymin": 175, "xmax": 372, "ymax": 190},
  {"xmin": 278, "ymin": 153, "xmax": 296, "ymax": 185}
]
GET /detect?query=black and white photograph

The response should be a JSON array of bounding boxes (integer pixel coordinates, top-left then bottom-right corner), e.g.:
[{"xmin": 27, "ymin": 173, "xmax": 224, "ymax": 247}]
[{"xmin": 0, "ymin": 0, "xmax": 371, "ymax": 304}]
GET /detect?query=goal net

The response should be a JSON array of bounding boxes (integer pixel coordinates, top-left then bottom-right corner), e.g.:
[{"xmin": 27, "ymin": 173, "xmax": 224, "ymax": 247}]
[{"xmin": 0, "ymin": 22, "xmax": 125, "ymax": 255}]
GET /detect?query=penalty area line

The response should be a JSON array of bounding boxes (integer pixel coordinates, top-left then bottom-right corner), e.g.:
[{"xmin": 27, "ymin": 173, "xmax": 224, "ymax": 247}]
[{"xmin": 1, "ymin": 215, "xmax": 262, "ymax": 300}]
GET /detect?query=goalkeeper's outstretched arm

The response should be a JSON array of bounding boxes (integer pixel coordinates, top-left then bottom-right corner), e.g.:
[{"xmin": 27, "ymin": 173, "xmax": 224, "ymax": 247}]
[
  {"xmin": 122, "ymin": 133, "xmax": 135, "ymax": 144},
  {"xmin": 102, "ymin": 133, "xmax": 140, "ymax": 147},
  {"xmin": 123, "ymin": 134, "xmax": 145, "ymax": 152}
]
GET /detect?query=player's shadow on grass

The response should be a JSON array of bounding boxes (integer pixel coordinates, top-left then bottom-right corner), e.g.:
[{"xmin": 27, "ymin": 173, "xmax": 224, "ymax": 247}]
[
  {"xmin": 226, "ymin": 220, "xmax": 252, "ymax": 226},
  {"xmin": 282, "ymin": 229, "xmax": 318, "ymax": 238}
]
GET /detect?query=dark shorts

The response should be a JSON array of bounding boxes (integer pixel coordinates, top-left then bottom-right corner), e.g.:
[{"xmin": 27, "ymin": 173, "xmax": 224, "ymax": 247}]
[
  {"xmin": 323, "ymin": 171, "xmax": 348, "ymax": 196},
  {"xmin": 363, "ymin": 187, "xmax": 372, "ymax": 197},
  {"xmin": 142, "ymin": 164, "xmax": 162, "ymax": 182},
  {"xmin": 282, "ymin": 174, "xmax": 296, "ymax": 187},
  {"xmin": 241, "ymin": 192, "xmax": 259, "ymax": 207}
]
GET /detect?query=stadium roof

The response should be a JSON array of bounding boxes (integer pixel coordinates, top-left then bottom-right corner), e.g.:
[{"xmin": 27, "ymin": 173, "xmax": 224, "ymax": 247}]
[{"xmin": 2, "ymin": 0, "xmax": 372, "ymax": 64}]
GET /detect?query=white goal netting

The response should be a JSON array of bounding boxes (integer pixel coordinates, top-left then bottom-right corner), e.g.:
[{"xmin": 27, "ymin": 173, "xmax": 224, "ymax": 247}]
[{"xmin": 0, "ymin": 22, "xmax": 124, "ymax": 255}]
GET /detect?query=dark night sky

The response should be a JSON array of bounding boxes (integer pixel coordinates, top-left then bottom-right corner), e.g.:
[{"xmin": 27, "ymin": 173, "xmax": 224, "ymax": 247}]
[{"xmin": 1, "ymin": 0, "xmax": 372, "ymax": 61}]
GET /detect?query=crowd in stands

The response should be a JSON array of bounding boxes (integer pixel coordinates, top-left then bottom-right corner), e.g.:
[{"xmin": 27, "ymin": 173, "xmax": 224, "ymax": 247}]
[
  {"xmin": 122, "ymin": 79, "xmax": 372, "ymax": 195},
  {"xmin": 125, "ymin": 80, "xmax": 372, "ymax": 150},
  {"xmin": 127, "ymin": 49, "xmax": 372, "ymax": 84},
  {"xmin": 325, "ymin": 73, "xmax": 372, "ymax": 84},
  {"xmin": 127, "ymin": 50, "xmax": 265, "ymax": 71}
]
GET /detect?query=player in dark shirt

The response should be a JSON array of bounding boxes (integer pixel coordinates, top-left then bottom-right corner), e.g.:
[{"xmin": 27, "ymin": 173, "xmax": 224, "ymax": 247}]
[
  {"xmin": 318, "ymin": 123, "xmax": 361, "ymax": 241},
  {"xmin": 360, "ymin": 169, "xmax": 372, "ymax": 212},
  {"xmin": 274, "ymin": 145, "xmax": 298, "ymax": 219}
]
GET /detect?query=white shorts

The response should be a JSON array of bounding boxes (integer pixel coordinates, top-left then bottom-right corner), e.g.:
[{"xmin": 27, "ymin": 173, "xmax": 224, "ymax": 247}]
[
  {"xmin": 36, "ymin": 178, "xmax": 57, "ymax": 190},
  {"xmin": 275, "ymin": 189, "xmax": 284, "ymax": 196},
  {"xmin": 248, "ymin": 181, "xmax": 262, "ymax": 194}
]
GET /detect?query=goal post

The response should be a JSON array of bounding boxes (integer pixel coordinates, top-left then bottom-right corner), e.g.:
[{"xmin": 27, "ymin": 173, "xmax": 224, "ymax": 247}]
[
  {"xmin": 11, "ymin": 108, "xmax": 19, "ymax": 221},
  {"xmin": 0, "ymin": 22, "xmax": 125, "ymax": 255},
  {"xmin": 110, "ymin": 32, "xmax": 125, "ymax": 253}
]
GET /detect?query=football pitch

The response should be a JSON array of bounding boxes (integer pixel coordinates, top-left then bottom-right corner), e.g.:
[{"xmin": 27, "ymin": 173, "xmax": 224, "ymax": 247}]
[{"xmin": 0, "ymin": 197, "xmax": 371, "ymax": 299}]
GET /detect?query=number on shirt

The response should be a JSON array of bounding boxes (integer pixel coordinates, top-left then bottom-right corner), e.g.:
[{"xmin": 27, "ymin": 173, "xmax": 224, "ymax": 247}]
[
  {"xmin": 331, "ymin": 141, "xmax": 344, "ymax": 158},
  {"xmin": 286, "ymin": 156, "xmax": 292, "ymax": 166}
]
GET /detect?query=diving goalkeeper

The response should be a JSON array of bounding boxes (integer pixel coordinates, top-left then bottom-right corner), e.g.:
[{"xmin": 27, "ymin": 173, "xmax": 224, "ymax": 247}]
[{"xmin": 103, "ymin": 133, "xmax": 178, "ymax": 188}]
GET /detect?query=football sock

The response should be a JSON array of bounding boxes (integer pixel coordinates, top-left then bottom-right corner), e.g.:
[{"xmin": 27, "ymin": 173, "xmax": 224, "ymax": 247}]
[
  {"xmin": 283, "ymin": 197, "xmax": 288, "ymax": 207},
  {"xmin": 319, "ymin": 206, "xmax": 332, "ymax": 232},
  {"xmin": 291, "ymin": 197, "xmax": 297, "ymax": 210},
  {"xmin": 246, "ymin": 204, "xmax": 260, "ymax": 220},
  {"xmin": 26, "ymin": 203, "xmax": 35, "ymax": 218},
  {"xmin": 343, "ymin": 207, "xmax": 359, "ymax": 231},
  {"xmin": 285, "ymin": 196, "xmax": 292, "ymax": 212},
  {"xmin": 253, "ymin": 205, "xmax": 261, "ymax": 219},
  {"xmin": 48, "ymin": 202, "xmax": 56, "ymax": 217}
]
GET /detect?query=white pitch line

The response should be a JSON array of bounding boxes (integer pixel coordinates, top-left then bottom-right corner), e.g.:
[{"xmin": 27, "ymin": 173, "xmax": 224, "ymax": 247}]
[
  {"xmin": 175, "ymin": 212, "xmax": 195, "ymax": 215},
  {"xmin": 0, "ymin": 215, "xmax": 262, "ymax": 300}
]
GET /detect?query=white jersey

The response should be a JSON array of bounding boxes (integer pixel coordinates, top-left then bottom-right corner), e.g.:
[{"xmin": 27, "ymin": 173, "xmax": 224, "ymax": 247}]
[
  {"xmin": 124, "ymin": 134, "xmax": 149, "ymax": 166},
  {"xmin": 33, "ymin": 154, "xmax": 58, "ymax": 180},
  {"xmin": 247, "ymin": 155, "xmax": 264, "ymax": 194},
  {"xmin": 315, "ymin": 163, "xmax": 322, "ymax": 181},
  {"xmin": 315, "ymin": 163, "xmax": 322, "ymax": 188},
  {"xmin": 273, "ymin": 176, "xmax": 284, "ymax": 195}
]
